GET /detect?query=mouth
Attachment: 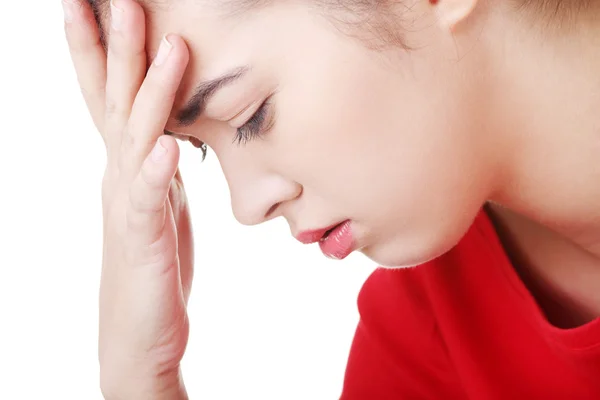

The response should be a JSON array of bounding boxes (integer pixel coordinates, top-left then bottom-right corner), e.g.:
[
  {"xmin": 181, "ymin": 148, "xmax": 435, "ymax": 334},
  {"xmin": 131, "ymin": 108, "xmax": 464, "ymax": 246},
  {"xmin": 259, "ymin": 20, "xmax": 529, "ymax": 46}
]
[
  {"xmin": 295, "ymin": 220, "xmax": 355, "ymax": 260},
  {"xmin": 320, "ymin": 223, "xmax": 342, "ymax": 241},
  {"xmin": 295, "ymin": 221, "xmax": 346, "ymax": 245},
  {"xmin": 318, "ymin": 220, "xmax": 354, "ymax": 260}
]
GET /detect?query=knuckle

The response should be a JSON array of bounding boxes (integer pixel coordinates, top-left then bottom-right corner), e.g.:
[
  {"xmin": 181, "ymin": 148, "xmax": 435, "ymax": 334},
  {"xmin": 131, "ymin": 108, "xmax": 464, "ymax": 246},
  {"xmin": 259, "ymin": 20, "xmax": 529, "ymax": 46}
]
[
  {"xmin": 117, "ymin": 150, "xmax": 127, "ymax": 176},
  {"xmin": 140, "ymin": 161, "xmax": 162, "ymax": 188},
  {"xmin": 125, "ymin": 215, "xmax": 165, "ymax": 254},
  {"xmin": 64, "ymin": 26, "xmax": 74, "ymax": 46},
  {"xmin": 121, "ymin": 125, "xmax": 157, "ymax": 162},
  {"xmin": 64, "ymin": 26, "xmax": 79, "ymax": 49},
  {"xmin": 80, "ymin": 83, "xmax": 105, "ymax": 103},
  {"xmin": 122, "ymin": 230, "xmax": 173, "ymax": 267},
  {"xmin": 128, "ymin": 186, "xmax": 164, "ymax": 216},
  {"xmin": 131, "ymin": 46, "xmax": 147, "ymax": 60},
  {"xmin": 108, "ymin": 37, "xmax": 145, "ymax": 58},
  {"xmin": 122, "ymin": 243, "xmax": 159, "ymax": 268},
  {"xmin": 68, "ymin": 31, "xmax": 103, "ymax": 56},
  {"xmin": 118, "ymin": 135, "xmax": 136, "ymax": 170},
  {"xmin": 106, "ymin": 45, "xmax": 122, "ymax": 61},
  {"xmin": 145, "ymin": 308, "xmax": 189, "ymax": 358},
  {"xmin": 117, "ymin": 144, "xmax": 136, "ymax": 178},
  {"xmin": 105, "ymin": 155, "xmax": 120, "ymax": 178},
  {"xmin": 121, "ymin": 128, "xmax": 136, "ymax": 152},
  {"xmin": 145, "ymin": 70, "xmax": 178, "ymax": 98},
  {"xmin": 104, "ymin": 98, "xmax": 120, "ymax": 119},
  {"xmin": 122, "ymin": 127, "xmax": 139, "ymax": 151},
  {"xmin": 149, "ymin": 76, "xmax": 171, "ymax": 93}
]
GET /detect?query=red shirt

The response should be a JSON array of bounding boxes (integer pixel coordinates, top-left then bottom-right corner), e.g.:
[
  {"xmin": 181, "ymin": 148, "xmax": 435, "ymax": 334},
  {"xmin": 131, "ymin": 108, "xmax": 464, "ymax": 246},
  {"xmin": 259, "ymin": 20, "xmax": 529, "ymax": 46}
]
[{"xmin": 341, "ymin": 210, "xmax": 600, "ymax": 399}]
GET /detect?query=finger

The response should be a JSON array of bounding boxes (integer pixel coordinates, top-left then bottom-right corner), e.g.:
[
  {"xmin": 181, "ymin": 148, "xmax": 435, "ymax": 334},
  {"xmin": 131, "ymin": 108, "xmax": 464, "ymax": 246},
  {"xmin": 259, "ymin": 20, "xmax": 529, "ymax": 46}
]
[
  {"xmin": 63, "ymin": 0, "xmax": 108, "ymax": 136},
  {"xmin": 126, "ymin": 135, "xmax": 180, "ymax": 264},
  {"xmin": 104, "ymin": 0, "xmax": 147, "ymax": 150},
  {"xmin": 170, "ymin": 169, "xmax": 194, "ymax": 304},
  {"xmin": 120, "ymin": 34, "xmax": 189, "ymax": 179}
]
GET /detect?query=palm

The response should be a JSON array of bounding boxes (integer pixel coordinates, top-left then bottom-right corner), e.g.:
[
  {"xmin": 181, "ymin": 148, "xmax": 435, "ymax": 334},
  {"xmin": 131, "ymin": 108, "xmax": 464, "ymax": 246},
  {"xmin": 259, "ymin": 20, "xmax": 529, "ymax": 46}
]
[{"xmin": 98, "ymin": 167, "xmax": 194, "ymax": 376}]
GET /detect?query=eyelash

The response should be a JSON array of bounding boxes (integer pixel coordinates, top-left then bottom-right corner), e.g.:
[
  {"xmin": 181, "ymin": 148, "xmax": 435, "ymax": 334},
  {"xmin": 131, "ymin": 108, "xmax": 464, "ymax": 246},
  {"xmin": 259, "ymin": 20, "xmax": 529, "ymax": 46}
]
[{"xmin": 234, "ymin": 100, "xmax": 272, "ymax": 145}]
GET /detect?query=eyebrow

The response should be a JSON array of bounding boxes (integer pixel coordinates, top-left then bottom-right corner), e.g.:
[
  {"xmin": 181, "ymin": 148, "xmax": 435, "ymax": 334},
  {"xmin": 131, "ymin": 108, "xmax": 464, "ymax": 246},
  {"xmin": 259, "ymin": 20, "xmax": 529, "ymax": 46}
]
[
  {"xmin": 174, "ymin": 66, "xmax": 250, "ymax": 127},
  {"xmin": 85, "ymin": 2, "xmax": 251, "ymax": 127}
]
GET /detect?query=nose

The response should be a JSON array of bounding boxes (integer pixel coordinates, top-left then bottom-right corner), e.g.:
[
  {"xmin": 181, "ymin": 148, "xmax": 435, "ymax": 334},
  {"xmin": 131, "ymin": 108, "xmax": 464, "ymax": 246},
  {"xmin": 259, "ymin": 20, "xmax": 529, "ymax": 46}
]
[
  {"xmin": 212, "ymin": 132, "xmax": 302, "ymax": 226},
  {"xmin": 229, "ymin": 173, "xmax": 302, "ymax": 226}
]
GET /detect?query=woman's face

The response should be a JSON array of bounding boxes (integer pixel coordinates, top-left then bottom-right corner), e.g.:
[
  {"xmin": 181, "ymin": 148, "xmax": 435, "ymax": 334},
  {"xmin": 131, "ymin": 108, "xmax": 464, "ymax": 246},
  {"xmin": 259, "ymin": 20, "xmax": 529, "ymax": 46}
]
[{"xmin": 139, "ymin": 1, "xmax": 496, "ymax": 267}]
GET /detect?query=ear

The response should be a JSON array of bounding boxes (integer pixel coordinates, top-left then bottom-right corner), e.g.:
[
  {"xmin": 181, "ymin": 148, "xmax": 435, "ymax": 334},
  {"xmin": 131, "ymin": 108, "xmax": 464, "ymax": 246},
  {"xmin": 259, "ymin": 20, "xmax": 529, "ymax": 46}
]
[{"xmin": 433, "ymin": 0, "xmax": 479, "ymax": 32}]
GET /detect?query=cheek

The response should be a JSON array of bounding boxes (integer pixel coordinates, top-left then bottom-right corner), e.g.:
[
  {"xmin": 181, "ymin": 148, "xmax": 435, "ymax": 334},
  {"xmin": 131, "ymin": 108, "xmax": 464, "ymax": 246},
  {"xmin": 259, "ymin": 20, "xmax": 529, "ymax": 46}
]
[
  {"xmin": 267, "ymin": 68, "xmax": 399, "ymax": 193},
  {"xmin": 271, "ymin": 75, "xmax": 465, "ymax": 201},
  {"xmin": 268, "ymin": 40, "xmax": 489, "ymax": 228}
]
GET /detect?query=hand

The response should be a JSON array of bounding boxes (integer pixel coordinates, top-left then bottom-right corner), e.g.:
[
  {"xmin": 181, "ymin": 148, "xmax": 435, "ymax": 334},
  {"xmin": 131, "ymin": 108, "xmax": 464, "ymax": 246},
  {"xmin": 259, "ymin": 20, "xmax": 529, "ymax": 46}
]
[{"xmin": 63, "ymin": 0, "xmax": 194, "ymax": 398}]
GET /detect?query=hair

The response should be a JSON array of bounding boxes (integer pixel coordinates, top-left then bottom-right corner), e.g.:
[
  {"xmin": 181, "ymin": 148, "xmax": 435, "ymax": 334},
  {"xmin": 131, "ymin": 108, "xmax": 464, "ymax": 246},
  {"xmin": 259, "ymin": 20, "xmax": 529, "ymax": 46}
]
[
  {"xmin": 517, "ymin": 0, "xmax": 592, "ymax": 15},
  {"xmin": 87, "ymin": 0, "xmax": 110, "ymax": 47},
  {"xmin": 85, "ymin": 0, "xmax": 593, "ymax": 159},
  {"xmin": 88, "ymin": 0, "xmax": 597, "ymax": 52},
  {"xmin": 515, "ymin": 0, "xmax": 595, "ymax": 28}
]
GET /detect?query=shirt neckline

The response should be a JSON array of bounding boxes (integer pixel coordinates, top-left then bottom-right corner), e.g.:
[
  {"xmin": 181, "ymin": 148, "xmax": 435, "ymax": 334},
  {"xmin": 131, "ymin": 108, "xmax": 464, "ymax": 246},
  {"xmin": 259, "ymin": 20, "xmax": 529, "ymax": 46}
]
[{"xmin": 475, "ymin": 208, "xmax": 600, "ymax": 352}]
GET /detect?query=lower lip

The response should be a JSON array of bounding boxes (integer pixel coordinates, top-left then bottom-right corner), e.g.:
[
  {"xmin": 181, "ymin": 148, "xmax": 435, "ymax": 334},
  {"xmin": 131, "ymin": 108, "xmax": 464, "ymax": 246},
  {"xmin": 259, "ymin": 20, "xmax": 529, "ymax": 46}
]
[{"xmin": 318, "ymin": 220, "xmax": 354, "ymax": 260}]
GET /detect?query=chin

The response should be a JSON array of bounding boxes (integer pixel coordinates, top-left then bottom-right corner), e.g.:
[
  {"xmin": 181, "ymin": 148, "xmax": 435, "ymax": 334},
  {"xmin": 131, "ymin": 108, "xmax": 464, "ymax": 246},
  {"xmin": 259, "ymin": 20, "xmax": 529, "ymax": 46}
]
[
  {"xmin": 359, "ymin": 246, "xmax": 442, "ymax": 269},
  {"xmin": 359, "ymin": 225, "xmax": 469, "ymax": 269}
]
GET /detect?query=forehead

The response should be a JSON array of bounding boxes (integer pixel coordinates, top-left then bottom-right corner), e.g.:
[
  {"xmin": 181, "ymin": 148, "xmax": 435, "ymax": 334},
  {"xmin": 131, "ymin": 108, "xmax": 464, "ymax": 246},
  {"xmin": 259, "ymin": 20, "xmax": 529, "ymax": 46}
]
[
  {"xmin": 91, "ymin": 0, "xmax": 296, "ymax": 126},
  {"xmin": 92, "ymin": 0, "xmax": 247, "ymax": 63}
]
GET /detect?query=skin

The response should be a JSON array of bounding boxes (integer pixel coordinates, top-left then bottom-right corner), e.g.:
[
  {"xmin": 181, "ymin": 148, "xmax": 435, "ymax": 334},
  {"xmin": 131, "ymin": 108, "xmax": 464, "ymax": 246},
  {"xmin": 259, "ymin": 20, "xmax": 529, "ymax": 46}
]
[
  {"xmin": 115, "ymin": 0, "xmax": 600, "ymax": 309},
  {"xmin": 64, "ymin": 0, "xmax": 600, "ymax": 397},
  {"xmin": 98, "ymin": 0, "xmax": 499, "ymax": 268}
]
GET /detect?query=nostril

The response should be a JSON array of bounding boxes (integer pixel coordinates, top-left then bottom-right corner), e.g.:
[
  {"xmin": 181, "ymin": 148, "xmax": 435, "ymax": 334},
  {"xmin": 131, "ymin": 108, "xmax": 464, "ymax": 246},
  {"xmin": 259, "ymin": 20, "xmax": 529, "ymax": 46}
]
[{"xmin": 265, "ymin": 202, "xmax": 280, "ymax": 219}]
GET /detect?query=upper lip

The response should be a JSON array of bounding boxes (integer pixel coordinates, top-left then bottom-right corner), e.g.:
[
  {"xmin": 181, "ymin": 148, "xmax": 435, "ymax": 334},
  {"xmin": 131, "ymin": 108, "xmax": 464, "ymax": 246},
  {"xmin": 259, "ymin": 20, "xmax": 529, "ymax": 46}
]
[{"xmin": 294, "ymin": 221, "xmax": 345, "ymax": 244}]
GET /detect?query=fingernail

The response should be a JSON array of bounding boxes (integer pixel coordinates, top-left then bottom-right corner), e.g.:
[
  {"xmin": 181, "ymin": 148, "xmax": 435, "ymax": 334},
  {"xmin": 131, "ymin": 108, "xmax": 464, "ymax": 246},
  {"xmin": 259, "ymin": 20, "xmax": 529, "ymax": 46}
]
[
  {"xmin": 111, "ymin": 0, "xmax": 123, "ymax": 31},
  {"xmin": 62, "ymin": 0, "xmax": 74, "ymax": 23},
  {"xmin": 153, "ymin": 35, "xmax": 173, "ymax": 67},
  {"xmin": 151, "ymin": 137, "xmax": 168, "ymax": 162}
]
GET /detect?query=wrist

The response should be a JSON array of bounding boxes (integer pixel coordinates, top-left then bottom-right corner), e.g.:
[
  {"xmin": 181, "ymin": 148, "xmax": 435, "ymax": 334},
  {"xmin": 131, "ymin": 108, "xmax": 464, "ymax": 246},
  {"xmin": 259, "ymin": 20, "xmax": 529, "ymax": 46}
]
[{"xmin": 101, "ymin": 367, "xmax": 188, "ymax": 400}]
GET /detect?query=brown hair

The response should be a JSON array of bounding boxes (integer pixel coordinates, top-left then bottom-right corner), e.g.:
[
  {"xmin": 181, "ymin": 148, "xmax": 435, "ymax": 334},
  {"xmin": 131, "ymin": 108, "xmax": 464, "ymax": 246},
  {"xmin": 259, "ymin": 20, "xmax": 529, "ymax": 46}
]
[
  {"xmin": 88, "ymin": 0, "xmax": 598, "ymax": 48},
  {"xmin": 87, "ymin": 0, "xmax": 110, "ymax": 47},
  {"xmin": 517, "ymin": 0, "xmax": 592, "ymax": 13},
  {"xmin": 515, "ymin": 0, "xmax": 595, "ymax": 27}
]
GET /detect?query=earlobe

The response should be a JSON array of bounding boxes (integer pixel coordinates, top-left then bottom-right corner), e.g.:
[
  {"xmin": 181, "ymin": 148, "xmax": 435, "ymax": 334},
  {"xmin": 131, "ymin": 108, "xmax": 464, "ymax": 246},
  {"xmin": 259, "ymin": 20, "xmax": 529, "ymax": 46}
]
[{"xmin": 432, "ymin": 0, "xmax": 479, "ymax": 32}]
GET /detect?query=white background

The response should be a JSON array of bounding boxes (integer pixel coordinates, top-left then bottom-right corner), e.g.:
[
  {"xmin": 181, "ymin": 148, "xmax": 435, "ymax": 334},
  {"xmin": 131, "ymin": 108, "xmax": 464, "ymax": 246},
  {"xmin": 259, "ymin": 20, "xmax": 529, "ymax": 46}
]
[{"xmin": 0, "ymin": 2, "xmax": 377, "ymax": 399}]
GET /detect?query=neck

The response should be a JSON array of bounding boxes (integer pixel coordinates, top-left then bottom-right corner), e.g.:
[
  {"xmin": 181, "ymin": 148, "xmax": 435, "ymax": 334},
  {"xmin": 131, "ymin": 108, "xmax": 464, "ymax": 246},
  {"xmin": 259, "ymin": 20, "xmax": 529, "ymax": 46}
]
[
  {"xmin": 487, "ymin": 9, "xmax": 600, "ymax": 257},
  {"xmin": 478, "ymin": 8, "xmax": 600, "ymax": 326}
]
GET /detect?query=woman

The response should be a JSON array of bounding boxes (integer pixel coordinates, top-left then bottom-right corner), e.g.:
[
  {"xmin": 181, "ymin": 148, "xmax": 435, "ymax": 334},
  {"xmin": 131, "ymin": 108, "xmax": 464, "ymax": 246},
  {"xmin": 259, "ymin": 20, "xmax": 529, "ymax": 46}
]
[{"xmin": 62, "ymin": 0, "xmax": 600, "ymax": 398}]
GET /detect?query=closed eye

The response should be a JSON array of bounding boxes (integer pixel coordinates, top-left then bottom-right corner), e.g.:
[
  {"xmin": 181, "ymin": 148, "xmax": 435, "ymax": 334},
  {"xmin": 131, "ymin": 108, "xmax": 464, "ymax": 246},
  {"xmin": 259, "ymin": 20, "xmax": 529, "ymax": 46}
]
[{"xmin": 234, "ymin": 98, "xmax": 273, "ymax": 145}]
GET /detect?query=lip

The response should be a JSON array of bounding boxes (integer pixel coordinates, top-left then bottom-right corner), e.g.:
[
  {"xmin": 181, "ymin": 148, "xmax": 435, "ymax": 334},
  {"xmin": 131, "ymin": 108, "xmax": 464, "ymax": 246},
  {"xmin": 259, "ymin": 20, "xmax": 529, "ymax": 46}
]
[
  {"xmin": 295, "ymin": 220, "xmax": 355, "ymax": 260},
  {"xmin": 318, "ymin": 220, "xmax": 354, "ymax": 260},
  {"xmin": 295, "ymin": 222, "xmax": 344, "ymax": 245}
]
